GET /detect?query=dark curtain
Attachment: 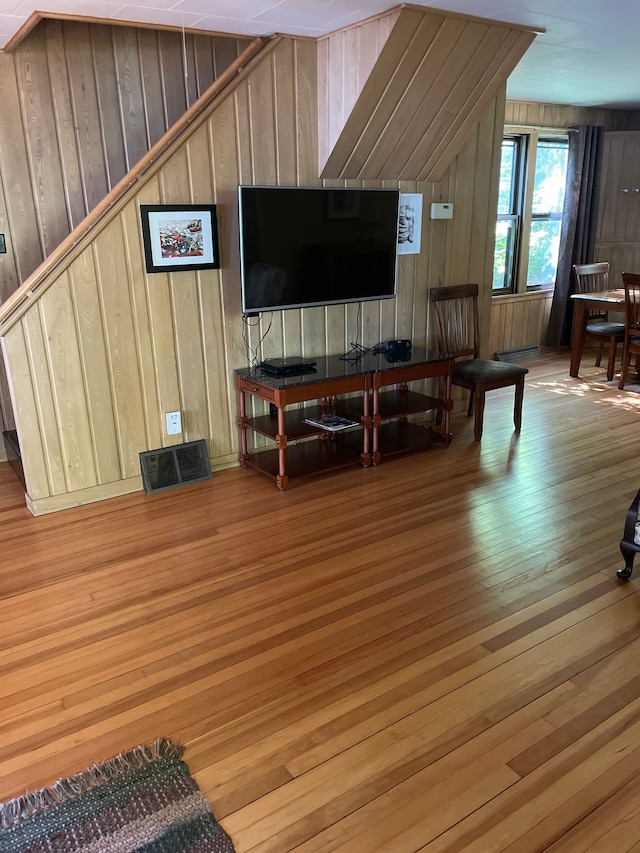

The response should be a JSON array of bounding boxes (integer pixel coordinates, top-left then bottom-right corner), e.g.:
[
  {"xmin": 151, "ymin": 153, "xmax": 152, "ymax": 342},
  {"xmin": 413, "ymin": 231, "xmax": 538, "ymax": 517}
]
[{"xmin": 545, "ymin": 125, "xmax": 603, "ymax": 348}]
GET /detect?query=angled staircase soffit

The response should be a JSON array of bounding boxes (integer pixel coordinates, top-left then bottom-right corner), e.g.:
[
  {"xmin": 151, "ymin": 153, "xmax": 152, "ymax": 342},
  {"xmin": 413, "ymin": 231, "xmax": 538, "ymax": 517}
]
[{"xmin": 319, "ymin": 6, "xmax": 539, "ymax": 183}]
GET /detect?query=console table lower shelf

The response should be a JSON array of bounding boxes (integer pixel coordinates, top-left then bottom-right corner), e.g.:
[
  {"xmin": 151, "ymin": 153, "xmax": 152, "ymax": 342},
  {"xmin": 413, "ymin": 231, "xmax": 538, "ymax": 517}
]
[
  {"xmin": 241, "ymin": 432, "xmax": 364, "ymax": 487},
  {"xmin": 235, "ymin": 348, "xmax": 453, "ymax": 491}
]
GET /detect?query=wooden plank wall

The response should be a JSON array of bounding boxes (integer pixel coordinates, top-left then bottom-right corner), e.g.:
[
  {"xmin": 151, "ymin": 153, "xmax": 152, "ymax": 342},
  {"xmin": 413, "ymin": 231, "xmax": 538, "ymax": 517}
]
[
  {"xmin": 1, "ymin": 26, "xmax": 506, "ymax": 514},
  {"xmin": 0, "ymin": 19, "xmax": 253, "ymax": 301},
  {"xmin": 488, "ymin": 291, "xmax": 553, "ymax": 355},
  {"xmin": 320, "ymin": 8, "xmax": 535, "ymax": 183},
  {"xmin": 593, "ymin": 131, "xmax": 640, "ymax": 283},
  {"xmin": 505, "ymin": 100, "xmax": 635, "ymax": 130},
  {"xmin": 317, "ymin": 12, "xmax": 399, "ymax": 172},
  {"xmin": 0, "ymin": 20, "xmax": 253, "ymax": 446}
]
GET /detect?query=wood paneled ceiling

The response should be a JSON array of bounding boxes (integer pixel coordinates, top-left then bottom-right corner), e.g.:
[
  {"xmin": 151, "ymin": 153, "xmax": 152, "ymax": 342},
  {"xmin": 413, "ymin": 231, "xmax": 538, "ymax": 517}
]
[{"xmin": 320, "ymin": 6, "xmax": 538, "ymax": 183}]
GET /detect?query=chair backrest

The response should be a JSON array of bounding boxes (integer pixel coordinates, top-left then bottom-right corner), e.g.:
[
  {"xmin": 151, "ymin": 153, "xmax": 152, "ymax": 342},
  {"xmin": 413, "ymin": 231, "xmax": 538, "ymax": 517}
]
[
  {"xmin": 573, "ymin": 262, "xmax": 609, "ymax": 295},
  {"xmin": 430, "ymin": 283, "xmax": 479, "ymax": 359},
  {"xmin": 622, "ymin": 272, "xmax": 640, "ymax": 333}
]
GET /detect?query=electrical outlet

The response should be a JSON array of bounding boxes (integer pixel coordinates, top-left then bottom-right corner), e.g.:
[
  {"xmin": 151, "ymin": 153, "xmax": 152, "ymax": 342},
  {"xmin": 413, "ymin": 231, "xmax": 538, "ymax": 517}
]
[{"xmin": 165, "ymin": 411, "xmax": 182, "ymax": 435}]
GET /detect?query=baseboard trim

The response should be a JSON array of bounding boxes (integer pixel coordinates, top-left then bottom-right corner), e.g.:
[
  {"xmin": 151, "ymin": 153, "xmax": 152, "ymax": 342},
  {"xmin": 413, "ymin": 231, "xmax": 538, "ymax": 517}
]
[
  {"xmin": 25, "ymin": 453, "xmax": 239, "ymax": 515},
  {"xmin": 26, "ymin": 476, "xmax": 144, "ymax": 516}
]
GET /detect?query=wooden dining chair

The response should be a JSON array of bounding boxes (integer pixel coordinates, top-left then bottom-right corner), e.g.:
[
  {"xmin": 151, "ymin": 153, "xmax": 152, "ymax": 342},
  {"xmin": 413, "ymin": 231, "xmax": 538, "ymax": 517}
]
[
  {"xmin": 618, "ymin": 272, "xmax": 640, "ymax": 390},
  {"xmin": 430, "ymin": 283, "xmax": 528, "ymax": 441},
  {"xmin": 573, "ymin": 262, "xmax": 625, "ymax": 381}
]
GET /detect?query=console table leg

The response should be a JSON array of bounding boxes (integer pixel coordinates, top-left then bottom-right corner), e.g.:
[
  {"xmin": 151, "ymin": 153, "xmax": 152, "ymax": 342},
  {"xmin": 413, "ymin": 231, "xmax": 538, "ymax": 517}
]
[
  {"xmin": 237, "ymin": 390, "xmax": 249, "ymax": 461},
  {"xmin": 371, "ymin": 386, "xmax": 380, "ymax": 464},
  {"xmin": 442, "ymin": 373, "xmax": 452, "ymax": 445},
  {"xmin": 276, "ymin": 473, "xmax": 289, "ymax": 491},
  {"xmin": 361, "ymin": 388, "xmax": 371, "ymax": 466},
  {"xmin": 277, "ymin": 406, "xmax": 287, "ymax": 488}
]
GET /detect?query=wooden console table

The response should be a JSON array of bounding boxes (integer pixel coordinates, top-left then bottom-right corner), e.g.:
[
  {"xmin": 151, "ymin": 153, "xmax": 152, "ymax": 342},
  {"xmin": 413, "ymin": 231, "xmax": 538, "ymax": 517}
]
[{"xmin": 235, "ymin": 349, "xmax": 453, "ymax": 491}]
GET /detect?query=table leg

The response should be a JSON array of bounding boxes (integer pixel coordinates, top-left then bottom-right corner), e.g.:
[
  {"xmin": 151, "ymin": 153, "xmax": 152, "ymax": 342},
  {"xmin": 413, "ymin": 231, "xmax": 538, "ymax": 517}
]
[
  {"xmin": 237, "ymin": 389, "xmax": 249, "ymax": 466},
  {"xmin": 442, "ymin": 372, "xmax": 452, "ymax": 445},
  {"xmin": 276, "ymin": 405, "xmax": 287, "ymax": 490},
  {"xmin": 371, "ymin": 386, "xmax": 380, "ymax": 466},
  {"xmin": 570, "ymin": 301, "xmax": 588, "ymax": 377},
  {"xmin": 361, "ymin": 388, "xmax": 371, "ymax": 466}
]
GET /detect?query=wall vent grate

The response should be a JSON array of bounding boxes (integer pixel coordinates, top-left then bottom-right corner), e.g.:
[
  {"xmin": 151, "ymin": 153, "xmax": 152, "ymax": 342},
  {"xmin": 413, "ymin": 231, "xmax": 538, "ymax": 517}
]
[{"xmin": 139, "ymin": 439, "xmax": 212, "ymax": 494}]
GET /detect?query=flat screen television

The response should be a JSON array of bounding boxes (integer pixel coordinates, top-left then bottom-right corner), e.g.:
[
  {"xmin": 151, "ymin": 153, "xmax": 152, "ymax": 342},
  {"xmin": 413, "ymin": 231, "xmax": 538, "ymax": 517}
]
[{"xmin": 238, "ymin": 185, "xmax": 400, "ymax": 313}]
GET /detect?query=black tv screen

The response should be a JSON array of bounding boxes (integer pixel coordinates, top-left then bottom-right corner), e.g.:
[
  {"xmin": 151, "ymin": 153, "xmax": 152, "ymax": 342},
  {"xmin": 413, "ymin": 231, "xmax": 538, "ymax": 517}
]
[{"xmin": 239, "ymin": 186, "xmax": 400, "ymax": 313}]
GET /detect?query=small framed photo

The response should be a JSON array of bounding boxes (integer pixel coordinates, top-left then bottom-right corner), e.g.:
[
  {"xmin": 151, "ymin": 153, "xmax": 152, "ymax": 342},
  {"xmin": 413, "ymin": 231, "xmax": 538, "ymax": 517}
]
[
  {"xmin": 140, "ymin": 204, "xmax": 220, "ymax": 273},
  {"xmin": 397, "ymin": 193, "xmax": 423, "ymax": 255}
]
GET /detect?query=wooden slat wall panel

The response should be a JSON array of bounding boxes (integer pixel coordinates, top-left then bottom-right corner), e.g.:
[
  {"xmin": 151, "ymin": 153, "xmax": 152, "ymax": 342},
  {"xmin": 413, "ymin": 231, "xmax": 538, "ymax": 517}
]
[
  {"xmin": 320, "ymin": 9, "xmax": 440, "ymax": 178},
  {"xmin": 0, "ymin": 356, "xmax": 13, "ymax": 436},
  {"xmin": 1, "ymin": 327, "xmax": 51, "ymax": 497},
  {"xmin": 159, "ymin": 31, "xmax": 190, "ymax": 128},
  {"xmin": 111, "ymin": 27, "xmax": 147, "ymax": 176},
  {"xmin": 135, "ymin": 180, "xmax": 181, "ymax": 450},
  {"xmin": 212, "ymin": 37, "xmax": 244, "ymax": 81},
  {"xmin": 416, "ymin": 30, "xmax": 534, "ymax": 182},
  {"xmin": 40, "ymin": 274, "xmax": 98, "ymax": 492},
  {"xmin": 1, "ymin": 32, "xmax": 509, "ymax": 512},
  {"xmin": 15, "ymin": 26, "xmax": 69, "ymax": 258},
  {"xmin": 317, "ymin": 12, "xmax": 401, "ymax": 170},
  {"xmin": 64, "ymin": 22, "xmax": 110, "ymax": 213},
  {"xmin": 504, "ymin": 101, "xmax": 634, "ymax": 131},
  {"xmin": 0, "ymin": 20, "xmax": 254, "ymax": 293},
  {"xmin": 488, "ymin": 291, "xmax": 554, "ymax": 356},
  {"xmin": 138, "ymin": 30, "xmax": 167, "ymax": 147},
  {"xmin": 121, "ymin": 184, "xmax": 163, "ymax": 453},
  {"xmin": 595, "ymin": 132, "xmax": 640, "ymax": 246},
  {"xmin": 0, "ymin": 51, "xmax": 42, "ymax": 285},
  {"xmin": 67, "ymin": 248, "xmax": 120, "ymax": 484},
  {"xmin": 93, "ymin": 219, "xmax": 148, "ymax": 479},
  {"xmin": 46, "ymin": 22, "xmax": 87, "ymax": 232},
  {"xmin": 594, "ymin": 132, "xmax": 640, "ymax": 287},
  {"xmin": 21, "ymin": 309, "xmax": 66, "ymax": 494},
  {"xmin": 320, "ymin": 7, "xmax": 535, "ymax": 183},
  {"xmin": 0, "ymin": 20, "xmax": 253, "ymax": 452},
  {"xmin": 92, "ymin": 28, "xmax": 129, "ymax": 188},
  {"xmin": 356, "ymin": 15, "xmax": 469, "ymax": 179},
  {"xmin": 594, "ymin": 244, "xmax": 640, "ymax": 285}
]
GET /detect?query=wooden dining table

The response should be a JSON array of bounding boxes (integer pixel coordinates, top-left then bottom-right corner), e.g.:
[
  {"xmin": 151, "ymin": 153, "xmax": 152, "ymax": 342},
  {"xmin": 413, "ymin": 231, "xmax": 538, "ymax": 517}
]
[{"xmin": 569, "ymin": 289, "xmax": 625, "ymax": 377}]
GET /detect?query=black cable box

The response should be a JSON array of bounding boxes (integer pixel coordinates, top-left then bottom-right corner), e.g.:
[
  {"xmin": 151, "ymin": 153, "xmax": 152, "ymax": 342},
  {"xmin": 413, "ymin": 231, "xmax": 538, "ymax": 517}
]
[{"xmin": 260, "ymin": 356, "xmax": 317, "ymax": 377}]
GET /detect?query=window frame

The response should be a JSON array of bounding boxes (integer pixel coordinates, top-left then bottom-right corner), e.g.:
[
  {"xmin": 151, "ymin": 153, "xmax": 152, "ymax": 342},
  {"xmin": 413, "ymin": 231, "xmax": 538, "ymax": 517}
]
[
  {"xmin": 494, "ymin": 127, "xmax": 569, "ymax": 296},
  {"xmin": 494, "ymin": 134, "xmax": 527, "ymax": 294}
]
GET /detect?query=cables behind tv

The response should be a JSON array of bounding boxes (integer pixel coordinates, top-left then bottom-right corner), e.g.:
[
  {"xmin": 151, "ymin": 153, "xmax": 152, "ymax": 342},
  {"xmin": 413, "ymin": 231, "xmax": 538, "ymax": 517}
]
[
  {"xmin": 242, "ymin": 311, "xmax": 273, "ymax": 369},
  {"xmin": 339, "ymin": 302, "xmax": 371, "ymax": 363},
  {"xmin": 339, "ymin": 342, "xmax": 370, "ymax": 364}
]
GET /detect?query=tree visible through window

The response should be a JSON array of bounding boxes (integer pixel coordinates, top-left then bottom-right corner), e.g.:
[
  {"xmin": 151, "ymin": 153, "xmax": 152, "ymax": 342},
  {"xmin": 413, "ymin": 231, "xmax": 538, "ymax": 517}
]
[{"xmin": 493, "ymin": 132, "xmax": 568, "ymax": 294}]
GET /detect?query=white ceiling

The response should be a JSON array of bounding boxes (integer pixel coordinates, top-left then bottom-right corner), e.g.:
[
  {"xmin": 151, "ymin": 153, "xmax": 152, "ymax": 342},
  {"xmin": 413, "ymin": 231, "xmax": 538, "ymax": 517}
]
[{"xmin": 1, "ymin": 0, "xmax": 639, "ymax": 110}]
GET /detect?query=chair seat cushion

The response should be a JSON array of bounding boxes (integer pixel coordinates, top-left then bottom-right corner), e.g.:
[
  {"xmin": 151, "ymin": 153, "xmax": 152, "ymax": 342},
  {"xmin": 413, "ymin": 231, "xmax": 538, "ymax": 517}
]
[
  {"xmin": 586, "ymin": 321, "xmax": 625, "ymax": 336},
  {"xmin": 453, "ymin": 358, "xmax": 528, "ymax": 384}
]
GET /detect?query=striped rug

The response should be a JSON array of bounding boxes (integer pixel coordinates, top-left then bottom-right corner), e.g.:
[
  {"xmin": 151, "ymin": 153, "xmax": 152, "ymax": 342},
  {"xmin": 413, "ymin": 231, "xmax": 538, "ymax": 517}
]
[{"xmin": 0, "ymin": 739, "xmax": 235, "ymax": 852}]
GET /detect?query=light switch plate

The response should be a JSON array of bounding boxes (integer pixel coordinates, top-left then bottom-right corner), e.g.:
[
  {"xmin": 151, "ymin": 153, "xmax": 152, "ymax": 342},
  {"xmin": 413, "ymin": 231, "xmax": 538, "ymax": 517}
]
[{"xmin": 166, "ymin": 411, "xmax": 182, "ymax": 435}]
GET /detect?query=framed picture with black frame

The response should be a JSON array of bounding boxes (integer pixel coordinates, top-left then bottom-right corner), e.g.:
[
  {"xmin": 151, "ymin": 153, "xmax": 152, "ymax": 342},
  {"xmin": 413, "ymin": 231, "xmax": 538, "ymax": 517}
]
[{"xmin": 140, "ymin": 204, "xmax": 220, "ymax": 273}]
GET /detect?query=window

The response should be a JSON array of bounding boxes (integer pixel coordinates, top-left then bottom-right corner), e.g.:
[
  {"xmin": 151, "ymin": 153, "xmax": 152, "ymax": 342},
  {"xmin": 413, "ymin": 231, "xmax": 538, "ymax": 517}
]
[
  {"xmin": 493, "ymin": 131, "xmax": 569, "ymax": 294},
  {"xmin": 493, "ymin": 136, "xmax": 526, "ymax": 292}
]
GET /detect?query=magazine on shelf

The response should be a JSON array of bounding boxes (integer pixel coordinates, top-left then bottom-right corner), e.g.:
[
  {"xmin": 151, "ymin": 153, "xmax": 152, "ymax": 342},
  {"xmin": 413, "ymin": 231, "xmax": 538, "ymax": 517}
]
[{"xmin": 303, "ymin": 413, "xmax": 359, "ymax": 431}]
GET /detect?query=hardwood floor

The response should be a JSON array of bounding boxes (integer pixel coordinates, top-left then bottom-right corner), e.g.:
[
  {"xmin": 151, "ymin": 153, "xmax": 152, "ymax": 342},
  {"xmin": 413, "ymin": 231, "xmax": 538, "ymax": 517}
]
[{"xmin": 3, "ymin": 349, "xmax": 640, "ymax": 851}]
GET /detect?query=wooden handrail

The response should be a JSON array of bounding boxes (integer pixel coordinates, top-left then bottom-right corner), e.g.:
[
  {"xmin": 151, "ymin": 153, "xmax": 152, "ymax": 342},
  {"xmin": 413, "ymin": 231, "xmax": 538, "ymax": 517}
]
[{"xmin": 0, "ymin": 35, "xmax": 273, "ymax": 334}]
